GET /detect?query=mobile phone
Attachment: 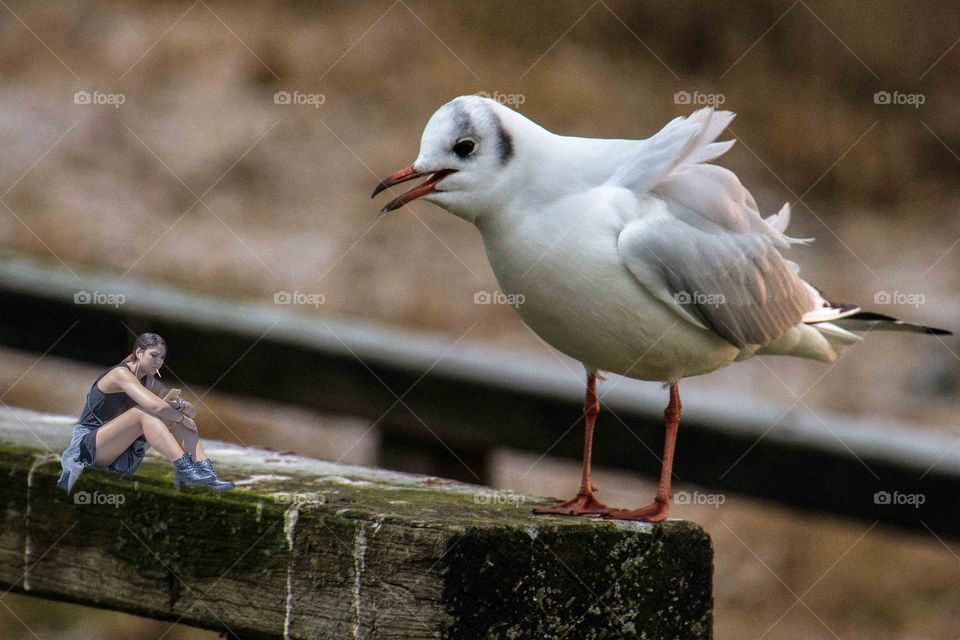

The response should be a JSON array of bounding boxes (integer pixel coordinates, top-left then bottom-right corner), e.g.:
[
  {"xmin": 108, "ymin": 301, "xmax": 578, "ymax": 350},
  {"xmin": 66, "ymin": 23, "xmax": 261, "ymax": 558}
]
[{"xmin": 163, "ymin": 389, "xmax": 182, "ymax": 402}]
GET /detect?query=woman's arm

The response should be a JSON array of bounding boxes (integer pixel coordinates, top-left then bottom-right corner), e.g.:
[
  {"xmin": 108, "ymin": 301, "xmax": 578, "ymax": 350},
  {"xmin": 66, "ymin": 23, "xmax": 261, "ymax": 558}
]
[
  {"xmin": 148, "ymin": 376, "xmax": 195, "ymax": 418},
  {"xmin": 107, "ymin": 368, "xmax": 185, "ymax": 423}
]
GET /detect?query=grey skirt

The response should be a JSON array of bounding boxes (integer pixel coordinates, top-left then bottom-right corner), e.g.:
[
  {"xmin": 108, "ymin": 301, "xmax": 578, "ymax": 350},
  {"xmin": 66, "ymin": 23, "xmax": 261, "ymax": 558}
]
[{"xmin": 57, "ymin": 424, "xmax": 148, "ymax": 495}]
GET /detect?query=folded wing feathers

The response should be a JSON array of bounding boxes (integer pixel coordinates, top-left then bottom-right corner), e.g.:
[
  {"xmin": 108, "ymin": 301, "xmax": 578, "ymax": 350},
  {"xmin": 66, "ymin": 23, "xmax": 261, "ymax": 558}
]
[
  {"xmin": 614, "ymin": 107, "xmax": 829, "ymax": 348},
  {"xmin": 608, "ymin": 108, "xmax": 732, "ymax": 194},
  {"xmin": 611, "ymin": 108, "xmax": 813, "ymax": 249},
  {"xmin": 608, "ymin": 119, "xmax": 703, "ymax": 195},
  {"xmin": 620, "ymin": 218, "xmax": 816, "ymax": 348},
  {"xmin": 611, "ymin": 108, "xmax": 952, "ymax": 345}
]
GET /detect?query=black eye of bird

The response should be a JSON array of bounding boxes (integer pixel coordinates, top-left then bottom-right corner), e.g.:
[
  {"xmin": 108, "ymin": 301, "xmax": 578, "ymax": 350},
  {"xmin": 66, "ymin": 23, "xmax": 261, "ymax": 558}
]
[{"xmin": 453, "ymin": 139, "xmax": 476, "ymax": 158}]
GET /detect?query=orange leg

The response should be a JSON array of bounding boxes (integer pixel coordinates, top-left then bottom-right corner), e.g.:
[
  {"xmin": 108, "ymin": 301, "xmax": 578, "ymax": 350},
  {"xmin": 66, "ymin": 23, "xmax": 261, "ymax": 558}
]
[
  {"xmin": 533, "ymin": 371, "xmax": 615, "ymax": 517},
  {"xmin": 605, "ymin": 382, "xmax": 681, "ymax": 523}
]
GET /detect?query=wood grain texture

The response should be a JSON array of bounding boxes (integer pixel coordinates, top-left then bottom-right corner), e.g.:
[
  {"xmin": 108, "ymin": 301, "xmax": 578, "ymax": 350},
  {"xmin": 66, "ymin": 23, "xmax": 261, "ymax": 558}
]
[{"xmin": 0, "ymin": 406, "xmax": 712, "ymax": 639}]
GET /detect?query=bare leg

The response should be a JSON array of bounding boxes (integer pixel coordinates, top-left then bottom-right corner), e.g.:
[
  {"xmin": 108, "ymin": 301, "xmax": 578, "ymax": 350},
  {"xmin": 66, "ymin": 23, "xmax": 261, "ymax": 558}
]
[
  {"xmin": 95, "ymin": 407, "xmax": 184, "ymax": 464},
  {"xmin": 170, "ymin": 422, "xmax": 207, "ymax": 462},
  {"xmin": 605, "ymin": 382, "xmax": 681, "ymax": 523},
  {"xmin": 533, "ymin": 371, "xmax": 616, "ymax": 516}
]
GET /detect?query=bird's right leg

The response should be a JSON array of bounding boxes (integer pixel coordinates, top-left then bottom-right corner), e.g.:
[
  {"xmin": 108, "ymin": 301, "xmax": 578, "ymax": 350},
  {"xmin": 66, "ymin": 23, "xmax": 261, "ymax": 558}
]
[{"xmin": 533, "ymin": 371, "xmax": 615, "ymax": 516}]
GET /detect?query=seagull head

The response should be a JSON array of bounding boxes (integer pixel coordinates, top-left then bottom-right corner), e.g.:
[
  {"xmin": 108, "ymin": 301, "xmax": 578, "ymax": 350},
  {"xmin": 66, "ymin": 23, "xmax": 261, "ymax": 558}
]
[{"xmin": 372, "ymin": 95, "xmax": 535, "ymax": 223}]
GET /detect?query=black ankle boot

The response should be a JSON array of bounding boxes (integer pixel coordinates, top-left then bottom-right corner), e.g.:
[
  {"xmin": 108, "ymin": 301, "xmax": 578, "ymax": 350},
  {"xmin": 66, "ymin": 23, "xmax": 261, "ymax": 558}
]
[
  {"xmin": 196, "ymin": 458, "xmax": 235, "ymax": 491},
  {"xmin": 173, "ymin": 452, "xmax": 216, "ymax": 489}
]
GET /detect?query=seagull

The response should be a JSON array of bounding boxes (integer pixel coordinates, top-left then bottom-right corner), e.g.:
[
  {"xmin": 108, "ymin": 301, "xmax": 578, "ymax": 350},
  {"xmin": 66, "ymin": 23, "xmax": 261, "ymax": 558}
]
[{"xmin": 372, "ymin": 95, "xmax": 952, "ymax": 522}]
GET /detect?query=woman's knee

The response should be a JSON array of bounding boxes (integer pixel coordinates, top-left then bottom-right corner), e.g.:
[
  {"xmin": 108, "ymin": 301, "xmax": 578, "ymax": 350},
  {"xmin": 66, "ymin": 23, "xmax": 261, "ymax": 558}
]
[{"xmin": 134, "ymin": 408, "xmax": 165, "ymax": 429}]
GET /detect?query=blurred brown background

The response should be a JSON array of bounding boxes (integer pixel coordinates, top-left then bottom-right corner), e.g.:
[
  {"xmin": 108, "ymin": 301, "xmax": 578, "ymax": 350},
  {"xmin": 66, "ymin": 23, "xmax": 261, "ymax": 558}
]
[{"xmin": 1, "ymin": 1, "xmax": 959, "ymax": 638}]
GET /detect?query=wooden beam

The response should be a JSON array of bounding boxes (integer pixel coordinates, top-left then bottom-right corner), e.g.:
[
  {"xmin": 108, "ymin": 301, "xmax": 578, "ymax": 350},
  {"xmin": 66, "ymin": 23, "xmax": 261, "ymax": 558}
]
[{"xmin": 0, "ymin": 407, "xmax": 713, "ymax": 639}]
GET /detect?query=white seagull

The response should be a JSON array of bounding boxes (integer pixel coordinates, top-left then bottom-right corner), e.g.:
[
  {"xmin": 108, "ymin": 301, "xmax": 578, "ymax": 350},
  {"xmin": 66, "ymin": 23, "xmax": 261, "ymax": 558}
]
[{"xmin": 372, "ymin": 96, "xmax": 951, "ymax": 522}]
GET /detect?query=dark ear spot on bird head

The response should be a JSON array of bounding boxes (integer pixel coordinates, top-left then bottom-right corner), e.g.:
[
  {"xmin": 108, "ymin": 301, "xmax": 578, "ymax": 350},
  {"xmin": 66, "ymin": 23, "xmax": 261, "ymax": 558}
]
[
  {"xmin": 453, "ymin": 98, "xmax": 512, "ymax": 165},
  {"xmin": 494, "ymin": 113, "xmax": 513, "ymax": 165},
  {"xmin": 452, "ymin": 102, "xmax": 478, "ymax": 144}
]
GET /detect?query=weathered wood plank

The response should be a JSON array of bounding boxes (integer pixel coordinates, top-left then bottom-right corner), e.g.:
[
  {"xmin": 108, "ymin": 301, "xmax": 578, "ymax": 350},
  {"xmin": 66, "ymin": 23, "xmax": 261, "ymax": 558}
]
[{"xmin": 0, "ymin": 407, "xmax": 713, "ymax": 639}]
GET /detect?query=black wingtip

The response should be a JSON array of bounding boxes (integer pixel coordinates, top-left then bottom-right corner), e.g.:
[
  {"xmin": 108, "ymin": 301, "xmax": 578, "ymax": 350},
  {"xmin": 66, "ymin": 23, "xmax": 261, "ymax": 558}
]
[{"xmin": 844, "ymin": 311, "xmax": 953, "ymax": 336}]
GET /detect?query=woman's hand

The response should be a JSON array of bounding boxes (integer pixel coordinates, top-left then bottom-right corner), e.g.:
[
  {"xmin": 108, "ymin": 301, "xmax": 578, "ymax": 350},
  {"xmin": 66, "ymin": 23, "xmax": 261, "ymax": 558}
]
[{"xmin": 166, "ymin": 397, "xmax": 197, "ymax": 419}]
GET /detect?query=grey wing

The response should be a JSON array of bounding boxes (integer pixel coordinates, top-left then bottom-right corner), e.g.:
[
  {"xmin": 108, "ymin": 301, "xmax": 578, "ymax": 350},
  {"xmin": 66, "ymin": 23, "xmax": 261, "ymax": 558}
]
[{"xmin": 618, "ymin": 215, "xmax": 816, "ymax": 348}]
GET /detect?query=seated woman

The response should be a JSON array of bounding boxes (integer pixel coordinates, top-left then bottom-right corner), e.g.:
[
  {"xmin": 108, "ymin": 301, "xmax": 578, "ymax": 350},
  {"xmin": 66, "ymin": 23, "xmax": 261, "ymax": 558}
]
[{"xmin": 58, "ymin": 332, "xmax": 234, "ymax": 494}]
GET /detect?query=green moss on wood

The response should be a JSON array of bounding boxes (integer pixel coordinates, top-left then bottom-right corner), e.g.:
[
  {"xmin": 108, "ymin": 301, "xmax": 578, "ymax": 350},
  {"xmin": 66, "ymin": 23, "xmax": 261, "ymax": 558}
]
[
  {"xmin": 442, "ymin": 521, "xmax": 712, "ymax": 639},
  {"xmin": 0, "ymin": 425, "xmax": 712, "ymax": 640}
]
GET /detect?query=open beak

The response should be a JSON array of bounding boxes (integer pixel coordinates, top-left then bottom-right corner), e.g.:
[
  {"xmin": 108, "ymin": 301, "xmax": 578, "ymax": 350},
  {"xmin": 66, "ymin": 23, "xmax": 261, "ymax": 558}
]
[{"xmin": 371, "ymin": 165, "xmax": 456, "ymax": 213}]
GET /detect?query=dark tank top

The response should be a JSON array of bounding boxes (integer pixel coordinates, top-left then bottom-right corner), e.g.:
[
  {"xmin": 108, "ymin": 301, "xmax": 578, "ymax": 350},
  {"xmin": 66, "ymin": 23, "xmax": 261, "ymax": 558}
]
[{"xmin": 78, "ymin": 363, "xmax": 149, "ymax": 429}]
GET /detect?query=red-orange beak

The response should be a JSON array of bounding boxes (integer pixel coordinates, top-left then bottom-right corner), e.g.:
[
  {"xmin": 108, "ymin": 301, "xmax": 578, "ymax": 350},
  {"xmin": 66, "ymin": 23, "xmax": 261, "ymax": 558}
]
[{"xmin": 371, "ymin": 165, "xmax": 456, "ymax": 213}]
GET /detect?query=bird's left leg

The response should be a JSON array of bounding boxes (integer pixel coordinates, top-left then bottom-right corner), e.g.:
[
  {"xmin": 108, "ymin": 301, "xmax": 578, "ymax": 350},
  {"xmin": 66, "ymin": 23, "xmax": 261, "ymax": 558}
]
[
  {"xmin": 533, "ymin": 371, "xmax": 615, "ymax": 516},
  {"xmin": 604, "ymin": 382, "xmax": 681, "ymax": 523}
]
